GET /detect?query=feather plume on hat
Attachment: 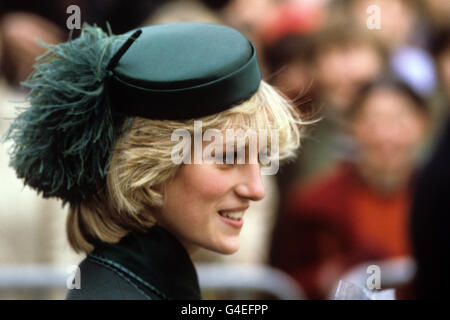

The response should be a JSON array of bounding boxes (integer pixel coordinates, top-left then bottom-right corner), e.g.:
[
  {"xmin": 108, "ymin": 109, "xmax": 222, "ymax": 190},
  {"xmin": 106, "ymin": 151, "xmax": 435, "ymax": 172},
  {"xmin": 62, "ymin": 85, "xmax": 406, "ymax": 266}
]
[{"xmin": 3, "ymin": 24, "xmax": 136, "ymax": 205}]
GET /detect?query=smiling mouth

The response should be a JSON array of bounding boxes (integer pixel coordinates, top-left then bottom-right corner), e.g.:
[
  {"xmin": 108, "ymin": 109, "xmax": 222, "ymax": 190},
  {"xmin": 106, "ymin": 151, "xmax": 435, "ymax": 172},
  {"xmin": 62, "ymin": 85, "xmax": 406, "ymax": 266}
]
[{"xmin": 218, "ymin": 210, "xmax": 245, "ymax": 221}]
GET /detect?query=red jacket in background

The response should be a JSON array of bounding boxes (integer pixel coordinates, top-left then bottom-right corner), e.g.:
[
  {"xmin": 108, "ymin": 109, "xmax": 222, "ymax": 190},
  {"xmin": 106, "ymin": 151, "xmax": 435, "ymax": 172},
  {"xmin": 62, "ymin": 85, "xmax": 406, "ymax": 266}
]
[{"xmin": 270, "ymin": 162, "xmax": 412, "ymax": 299}]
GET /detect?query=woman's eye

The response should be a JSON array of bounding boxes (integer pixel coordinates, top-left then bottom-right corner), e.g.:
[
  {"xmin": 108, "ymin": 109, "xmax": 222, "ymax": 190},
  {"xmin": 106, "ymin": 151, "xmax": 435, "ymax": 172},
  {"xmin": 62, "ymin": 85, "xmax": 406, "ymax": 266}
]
[
  {"xmin": 218, "ymin": 151, "xmax": 271, "ymax": 166},
  {"xmin": 258, "ymin": 151, "xmax": 271, "ymax": 167},
  {"xmin": 223, "ymin": 152, "xmax": 239, "ymax": 165}
]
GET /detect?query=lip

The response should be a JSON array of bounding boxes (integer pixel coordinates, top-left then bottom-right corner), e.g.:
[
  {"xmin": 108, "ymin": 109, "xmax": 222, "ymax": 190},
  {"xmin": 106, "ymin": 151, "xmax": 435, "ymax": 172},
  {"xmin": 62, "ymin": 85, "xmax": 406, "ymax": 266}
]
[
  {"xmin": 217, "ymin": 212, "xmax": 244, "ymax": 229},
  {"xmin": 219, "ymin": 206, "xmax": 250, "ymax": 213},
  {"xmin": 217, "ymin": 206, "xmax": 249, "ymax": 229}
]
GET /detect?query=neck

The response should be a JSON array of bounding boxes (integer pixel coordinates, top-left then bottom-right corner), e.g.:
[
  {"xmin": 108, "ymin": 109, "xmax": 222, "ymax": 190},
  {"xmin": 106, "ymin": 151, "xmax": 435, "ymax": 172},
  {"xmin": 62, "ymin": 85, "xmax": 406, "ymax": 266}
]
[
  {"xmin": 355, "ymin": 161, "xmax": 410, "ymax": 194},
  {"xmin": 155, "ymin": 222, "xmax": 199, "ymax": 257}
]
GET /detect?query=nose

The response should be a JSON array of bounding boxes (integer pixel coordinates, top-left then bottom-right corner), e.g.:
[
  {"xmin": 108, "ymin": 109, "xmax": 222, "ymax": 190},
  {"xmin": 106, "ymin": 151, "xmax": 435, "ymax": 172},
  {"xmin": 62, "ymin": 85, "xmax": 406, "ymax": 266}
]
[
  {"xmin": 370, "ymin": 121, "xmax": 402, "ymax": 146},
  {"xmin": 234, "ymin": 164, "xmax": 266, "ymax": 201}
]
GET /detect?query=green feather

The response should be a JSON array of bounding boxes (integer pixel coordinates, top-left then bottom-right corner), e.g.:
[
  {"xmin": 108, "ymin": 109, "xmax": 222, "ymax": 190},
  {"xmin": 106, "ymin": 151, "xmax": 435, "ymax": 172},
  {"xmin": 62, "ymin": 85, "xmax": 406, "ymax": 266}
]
[{"xmin": 3, "ymin": 23, "xmax": 132, "ymax": 205}]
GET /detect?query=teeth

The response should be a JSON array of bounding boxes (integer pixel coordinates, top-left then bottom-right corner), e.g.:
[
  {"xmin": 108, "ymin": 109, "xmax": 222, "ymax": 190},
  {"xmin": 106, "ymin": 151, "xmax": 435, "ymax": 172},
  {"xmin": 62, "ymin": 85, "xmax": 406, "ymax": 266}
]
[{"xmin": 218, "ymin": 211, "xmax": 244, "ymax": 220}]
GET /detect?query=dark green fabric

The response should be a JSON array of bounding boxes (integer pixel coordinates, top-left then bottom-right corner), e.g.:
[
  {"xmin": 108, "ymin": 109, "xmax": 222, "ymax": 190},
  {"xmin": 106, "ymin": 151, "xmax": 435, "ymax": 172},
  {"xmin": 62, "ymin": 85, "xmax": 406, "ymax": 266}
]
[
  {"xmin": 107, "ymin": 22, "xmax": 261, "ymax": 120},
  {"xmin": 66, "ymin": 225, "xmax": 201, "ymax": 300},
  {"xmin": 65, "ymin": 257, "xmax": 154, "ymax": 300}
]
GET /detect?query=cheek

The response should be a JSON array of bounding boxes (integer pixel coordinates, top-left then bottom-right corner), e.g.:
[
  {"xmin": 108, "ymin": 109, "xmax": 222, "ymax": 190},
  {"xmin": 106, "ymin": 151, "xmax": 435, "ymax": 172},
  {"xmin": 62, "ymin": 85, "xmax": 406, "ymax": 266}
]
[
  {"xmin": 404, "ymin": 120, "xmax": 426, "ymax": 145},
  {"xmin": 353, "ymin": 125, "xmax": 374, "ymax": 146},
  {"xmin": 168, "ymin": 166, "xmax": 233, "ymax": 214}
]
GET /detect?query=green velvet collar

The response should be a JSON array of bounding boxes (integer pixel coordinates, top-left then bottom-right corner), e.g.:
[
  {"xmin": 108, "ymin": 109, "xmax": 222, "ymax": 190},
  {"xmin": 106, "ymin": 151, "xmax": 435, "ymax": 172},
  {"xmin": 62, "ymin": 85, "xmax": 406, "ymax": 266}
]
[{"xmin": 90, "ymin": 225, "xmax": 201, "ymax": 300}]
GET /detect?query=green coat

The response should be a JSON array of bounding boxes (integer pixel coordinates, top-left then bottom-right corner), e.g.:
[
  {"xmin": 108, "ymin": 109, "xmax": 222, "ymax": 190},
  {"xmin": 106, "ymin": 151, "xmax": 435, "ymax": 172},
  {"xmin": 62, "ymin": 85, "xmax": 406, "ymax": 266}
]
[{"xmin": 66, "ymin": 225, "xmax": 201, "ymax": 300}]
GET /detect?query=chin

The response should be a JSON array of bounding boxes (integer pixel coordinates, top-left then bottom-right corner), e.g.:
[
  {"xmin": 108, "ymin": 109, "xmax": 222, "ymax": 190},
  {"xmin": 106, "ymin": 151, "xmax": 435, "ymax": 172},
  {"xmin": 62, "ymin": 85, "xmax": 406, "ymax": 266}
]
[
  {"xmin": 220, "ymin": 246, "xmax": 240, "ymax": 255},
  {"xmin": 214, "ymin": 238, "xmax": 240, "ymax": 255}
]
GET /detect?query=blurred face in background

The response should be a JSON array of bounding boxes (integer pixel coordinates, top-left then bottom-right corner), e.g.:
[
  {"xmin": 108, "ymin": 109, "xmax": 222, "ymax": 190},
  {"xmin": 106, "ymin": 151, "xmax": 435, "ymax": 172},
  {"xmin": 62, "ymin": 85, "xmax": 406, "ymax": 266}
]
[
  {"xmin": 351, "ymin": 0, "xmax": 415, "ymax": 49},
  {"xmin": 222, "ymin": 0, "xmax": 276, "ymax": 36},
  {"xmin": 350, "ymin": 88, "xmax": 427, "ymax": 191},
  {"xmin": 271, "ymin": 60, "xmax": 313, "ymax": 101},
  {"xmin": 315, "ymin": 43, "xmax": 382, "ymax": 110},
  {"xmin": 0, "ymin": 12, "xmax": 64, "ymax": 86},
  {"xmin": 425, "ymin": 0, "xmax": 450, "ymax": 28}
]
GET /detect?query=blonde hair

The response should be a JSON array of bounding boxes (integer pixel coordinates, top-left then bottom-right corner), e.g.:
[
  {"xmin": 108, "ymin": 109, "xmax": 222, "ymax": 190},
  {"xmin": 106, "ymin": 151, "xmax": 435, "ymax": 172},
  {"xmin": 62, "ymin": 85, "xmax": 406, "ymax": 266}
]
[{"xmin": 66, "ymin": 80, "xmax": 304, "ymax": 253}]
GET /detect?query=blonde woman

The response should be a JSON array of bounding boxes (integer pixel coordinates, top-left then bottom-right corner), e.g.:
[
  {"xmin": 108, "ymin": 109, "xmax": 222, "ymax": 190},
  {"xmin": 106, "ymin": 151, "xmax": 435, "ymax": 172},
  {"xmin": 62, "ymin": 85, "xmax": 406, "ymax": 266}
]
[{"xmin": 4, "ymin": 22, "xmax": 302, "ymax": 299}]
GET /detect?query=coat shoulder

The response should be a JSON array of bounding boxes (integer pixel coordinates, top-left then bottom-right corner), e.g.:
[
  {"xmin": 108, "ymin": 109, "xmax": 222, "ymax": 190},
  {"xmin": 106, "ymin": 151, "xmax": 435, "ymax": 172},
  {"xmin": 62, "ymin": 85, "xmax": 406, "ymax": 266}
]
[{"xmin": 65, "ymin": 256, "xmax": 158, "ymax": 300}]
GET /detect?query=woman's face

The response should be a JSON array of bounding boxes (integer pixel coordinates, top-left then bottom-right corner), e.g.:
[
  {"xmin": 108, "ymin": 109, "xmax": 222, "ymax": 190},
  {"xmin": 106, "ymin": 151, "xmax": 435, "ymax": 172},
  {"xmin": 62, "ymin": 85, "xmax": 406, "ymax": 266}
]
[
  {"xmin": 157, "ymin": 140, "xmax": 266, "ymax": 255},
  {"xmin": 351, "ymin": 88, "xmax": 426, "ymax": 175},
  {"xmin": 315, "ymin": 44, "xmax": 382, "ymax": 109}
]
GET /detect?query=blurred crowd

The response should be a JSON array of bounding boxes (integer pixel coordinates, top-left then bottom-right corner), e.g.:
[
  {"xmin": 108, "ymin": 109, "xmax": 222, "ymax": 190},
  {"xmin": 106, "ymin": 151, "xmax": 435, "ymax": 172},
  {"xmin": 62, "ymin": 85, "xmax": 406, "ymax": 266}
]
[{"xmin": 0, "ymin": 0, "xmax": 449, "ymax": 299}]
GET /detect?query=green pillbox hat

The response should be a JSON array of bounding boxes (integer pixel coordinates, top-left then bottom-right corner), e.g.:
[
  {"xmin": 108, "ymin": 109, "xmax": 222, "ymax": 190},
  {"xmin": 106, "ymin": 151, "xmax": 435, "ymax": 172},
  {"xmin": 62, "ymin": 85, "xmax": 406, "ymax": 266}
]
[{"xmin": 107, "ymin": 22, "xmax": 262, "ymax": 120}]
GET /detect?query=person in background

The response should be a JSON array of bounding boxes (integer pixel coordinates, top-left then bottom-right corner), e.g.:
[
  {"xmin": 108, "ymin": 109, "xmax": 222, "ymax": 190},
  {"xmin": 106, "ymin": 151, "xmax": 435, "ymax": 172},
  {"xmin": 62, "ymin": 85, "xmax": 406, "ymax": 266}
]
[
  {"xmin": 313, "ymin": 26, "xmax": 386, "ymax": 113},
  {"xmin": 0, "ymin": 12, "xmax": 65, "ymax": 87},
  {"xmin": 263, "ymin": 34, "xmax": 314, "ymax": 192},
  {"xmin": 273, "ymin": 26, "xmax": 386, "ymax": 193},
  {"xmin": 349, "ymin": 0, "xmax": 421, "ymax": 50},
  {"xmin": 144, "ymin": 0, "xmax": 230, "ymax": 26},
  {"xmin": 409, "ymin": 25, "xmax": 450, "ymax": 300},
  {"xmin": 259, "ymin": 0, "xmax": 325, "ymax": 195},
  {"xmin": 0, "ymin": 0, "xmax": 165, "ymax": 87},
  {"xmin": 424, "ymin": 0, "xmax": 450, "ymax": 33},
  {"xmin": 270, "ymin": 77, "xmax": 429, "ymax": 299}
]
